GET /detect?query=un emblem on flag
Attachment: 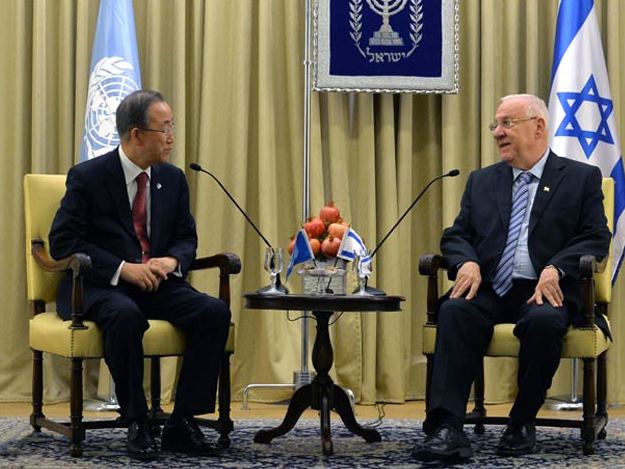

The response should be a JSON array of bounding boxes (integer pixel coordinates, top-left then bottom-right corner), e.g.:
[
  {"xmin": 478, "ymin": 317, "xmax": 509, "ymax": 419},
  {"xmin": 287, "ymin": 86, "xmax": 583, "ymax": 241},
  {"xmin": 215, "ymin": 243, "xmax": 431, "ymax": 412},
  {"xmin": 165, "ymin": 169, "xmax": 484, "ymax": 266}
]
[{"xmin": 84, "ymin": 57, "xmax": 139, "ymax": 159}]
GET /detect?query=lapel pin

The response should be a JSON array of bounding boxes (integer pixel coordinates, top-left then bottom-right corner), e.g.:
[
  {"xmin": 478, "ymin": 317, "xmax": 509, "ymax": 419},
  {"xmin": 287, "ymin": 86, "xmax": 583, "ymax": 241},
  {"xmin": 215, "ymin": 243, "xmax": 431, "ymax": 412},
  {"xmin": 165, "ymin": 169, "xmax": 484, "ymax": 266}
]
[
  {"xmin": 543, "ymin": 186, "xmax": 550, "ymax": 192},
  {"xmin": 156, "ymin": 183, "xmax": 162, "ymax": 190}
]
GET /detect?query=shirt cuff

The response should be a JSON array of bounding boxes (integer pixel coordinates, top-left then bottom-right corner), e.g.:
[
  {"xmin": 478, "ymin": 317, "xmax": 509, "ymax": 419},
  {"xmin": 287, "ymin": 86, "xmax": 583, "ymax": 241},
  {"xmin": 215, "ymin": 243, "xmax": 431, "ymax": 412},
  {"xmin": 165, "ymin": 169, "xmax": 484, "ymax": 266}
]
[
  {"xmin": 172, "ymin": 260, "xmax": 182, "ymax": 278},
  {"xmin": 545, "ymin": 264, "xmax": 564, "ymax": 279},
  {"xmin": 111, "ymin": 261, "xmax": 124, "ymax": 286}
]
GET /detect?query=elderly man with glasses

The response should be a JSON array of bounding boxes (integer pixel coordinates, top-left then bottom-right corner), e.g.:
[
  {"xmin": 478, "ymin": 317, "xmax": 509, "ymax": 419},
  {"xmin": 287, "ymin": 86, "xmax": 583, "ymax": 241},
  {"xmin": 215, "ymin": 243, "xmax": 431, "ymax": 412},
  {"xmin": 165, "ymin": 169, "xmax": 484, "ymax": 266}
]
[
  {"xmin": 413, "ymin": 93, "xmax": 611, "ymax": 462},
  {"xmin": 49, "ymin": 90, "xmax": 230, "ymax": 460}
]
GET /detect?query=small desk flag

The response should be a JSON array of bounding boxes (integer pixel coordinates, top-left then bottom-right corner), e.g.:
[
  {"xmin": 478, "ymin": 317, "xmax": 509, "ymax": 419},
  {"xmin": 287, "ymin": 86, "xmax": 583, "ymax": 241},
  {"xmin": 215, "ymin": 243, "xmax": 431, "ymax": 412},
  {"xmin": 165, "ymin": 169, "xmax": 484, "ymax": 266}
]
[
  {"xmin": 337, "ymin": 228, "xmax": 370, "ymax": 266},
  {"xmin": 286, "ymin": 229, "xmax": 315, "ymax": 280}
]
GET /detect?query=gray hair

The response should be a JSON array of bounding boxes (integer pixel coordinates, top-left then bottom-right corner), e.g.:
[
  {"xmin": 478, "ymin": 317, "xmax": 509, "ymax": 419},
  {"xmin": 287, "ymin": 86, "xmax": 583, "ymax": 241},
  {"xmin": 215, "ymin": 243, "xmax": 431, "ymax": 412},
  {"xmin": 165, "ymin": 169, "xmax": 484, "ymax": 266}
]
[
  {"xmin": 116, "ymin": 89, "xmax": 166, "ymax": 140},
  {"xmin": 501, "ymin": 93, "xmax": 549, "ymax": 128}
]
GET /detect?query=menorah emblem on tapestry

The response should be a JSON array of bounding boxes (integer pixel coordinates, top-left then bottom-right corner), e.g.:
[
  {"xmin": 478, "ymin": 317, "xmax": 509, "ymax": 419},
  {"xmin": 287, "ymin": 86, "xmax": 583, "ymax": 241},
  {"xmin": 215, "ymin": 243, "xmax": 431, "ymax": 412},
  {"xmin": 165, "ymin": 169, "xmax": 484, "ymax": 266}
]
[{"xmin": 366, "ymin": 0, "xmax": 408, "ymax": 46}]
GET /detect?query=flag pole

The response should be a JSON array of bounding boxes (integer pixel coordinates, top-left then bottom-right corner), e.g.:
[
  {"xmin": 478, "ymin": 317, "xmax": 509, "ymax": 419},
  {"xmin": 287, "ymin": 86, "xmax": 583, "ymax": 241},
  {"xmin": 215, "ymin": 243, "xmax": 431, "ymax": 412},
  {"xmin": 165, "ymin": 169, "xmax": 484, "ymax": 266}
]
[
  {"xmin": 242, "ymin": 0, "xmax": 316, "ymax": 408},
  {"xmin": 295, "ymin": 0, "xmax": 315, "ymax": 390}
]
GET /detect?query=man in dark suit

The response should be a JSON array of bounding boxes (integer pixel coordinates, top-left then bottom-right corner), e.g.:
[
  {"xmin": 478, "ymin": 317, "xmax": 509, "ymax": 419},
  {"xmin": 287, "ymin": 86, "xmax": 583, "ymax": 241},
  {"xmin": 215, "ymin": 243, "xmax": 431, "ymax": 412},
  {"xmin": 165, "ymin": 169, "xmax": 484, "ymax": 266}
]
[
  {"xmin": 49, "ymin": 90, "xmax": 230, "ymax": 460},
  {"xmin": 413, "ymin": 94, "xmax": 611, "ymax": 462}
]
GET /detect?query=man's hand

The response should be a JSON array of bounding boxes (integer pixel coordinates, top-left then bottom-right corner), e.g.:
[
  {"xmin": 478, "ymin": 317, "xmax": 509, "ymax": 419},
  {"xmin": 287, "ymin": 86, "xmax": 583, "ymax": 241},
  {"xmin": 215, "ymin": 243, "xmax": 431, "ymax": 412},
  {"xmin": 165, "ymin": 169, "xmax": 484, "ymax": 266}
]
[
  {"xmin": 450, "ymin": 261, "xmax": 481, "ymax": 300},
  {"xmin": 528, "ymin": 266, "xmax": 563, "ymax": 307},
  {"xmin": 121, "ymin": 263, "xmax": 163, "ymax": 292},
  {"xmin": 147, "ymin": 256, "xmax": 178, "ymax": 280}
]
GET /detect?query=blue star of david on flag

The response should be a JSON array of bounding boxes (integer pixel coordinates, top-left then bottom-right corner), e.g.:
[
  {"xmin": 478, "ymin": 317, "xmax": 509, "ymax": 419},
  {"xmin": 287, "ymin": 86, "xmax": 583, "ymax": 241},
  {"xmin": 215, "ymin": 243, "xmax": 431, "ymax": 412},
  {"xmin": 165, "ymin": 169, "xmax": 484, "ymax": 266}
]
[
  {"xmin": 548, "ymin": 0, "xmax": 625, "ymax": 283},
  {"xmin": 555, "ymin": 75, "xmax": 614, "ymax": 158}
]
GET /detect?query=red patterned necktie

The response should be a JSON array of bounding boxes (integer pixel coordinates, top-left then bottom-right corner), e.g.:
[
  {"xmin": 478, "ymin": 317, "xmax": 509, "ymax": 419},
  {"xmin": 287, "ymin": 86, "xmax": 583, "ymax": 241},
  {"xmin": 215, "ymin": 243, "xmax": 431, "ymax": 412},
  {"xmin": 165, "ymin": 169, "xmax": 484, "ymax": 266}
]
[{"xmin": 132, "ymin": 172, "xmax": 150, "ymax": 263}]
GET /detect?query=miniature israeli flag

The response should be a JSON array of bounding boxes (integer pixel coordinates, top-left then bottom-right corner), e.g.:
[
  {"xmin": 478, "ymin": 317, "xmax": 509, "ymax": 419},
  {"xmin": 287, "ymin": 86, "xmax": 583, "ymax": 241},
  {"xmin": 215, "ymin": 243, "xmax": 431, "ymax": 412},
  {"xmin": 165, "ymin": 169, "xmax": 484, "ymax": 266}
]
[
  {"xmin": 337, "ymin": 228, "xmax": 368, "ymax": 262},
  {"xmin": 286, "ymin": 229, "xmax": 315, "ymax": 280},
  {"xmin": 80, "ymin": 0, "xmax": 142, "ymax": 162},
  {"xmin": 548, "ymin": 0, "xmax": 625, "ymax": 282}
]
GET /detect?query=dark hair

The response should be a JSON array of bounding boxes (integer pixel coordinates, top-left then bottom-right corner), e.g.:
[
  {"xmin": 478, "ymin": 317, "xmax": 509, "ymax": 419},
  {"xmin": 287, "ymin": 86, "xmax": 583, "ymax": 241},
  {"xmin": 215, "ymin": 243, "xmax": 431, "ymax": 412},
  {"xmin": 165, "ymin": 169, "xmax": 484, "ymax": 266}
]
[{"xmin": 116, "ymin": 90, "xmax": 166, "ymax": 139}]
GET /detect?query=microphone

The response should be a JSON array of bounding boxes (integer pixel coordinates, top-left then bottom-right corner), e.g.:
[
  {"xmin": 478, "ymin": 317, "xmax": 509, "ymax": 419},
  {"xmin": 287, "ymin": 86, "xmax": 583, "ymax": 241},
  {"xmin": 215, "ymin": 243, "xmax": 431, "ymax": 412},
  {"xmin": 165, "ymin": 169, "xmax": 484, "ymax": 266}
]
[
  {"xmin": 189, "ymin": 162, "xmax": 288, "ymax": 294},
  {"xmin": 362, "ymin": 169, "xmax": 460, "ymax": 295}
]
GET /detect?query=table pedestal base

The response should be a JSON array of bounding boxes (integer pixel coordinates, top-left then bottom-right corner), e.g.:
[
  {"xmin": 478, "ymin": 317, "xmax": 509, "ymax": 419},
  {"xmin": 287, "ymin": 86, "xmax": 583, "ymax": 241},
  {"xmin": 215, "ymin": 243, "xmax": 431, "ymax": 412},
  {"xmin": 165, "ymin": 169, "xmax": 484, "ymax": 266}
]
[{"xmin": 253, "ymin": 311, "xmax": 381, "ymax": 455}]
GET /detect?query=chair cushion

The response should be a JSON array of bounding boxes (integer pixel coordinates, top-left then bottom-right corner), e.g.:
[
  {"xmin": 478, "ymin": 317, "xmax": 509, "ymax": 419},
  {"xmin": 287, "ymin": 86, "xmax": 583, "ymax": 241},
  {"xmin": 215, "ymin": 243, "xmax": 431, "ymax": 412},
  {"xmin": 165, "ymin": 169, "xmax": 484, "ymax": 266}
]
[
  {"xmin": 30, "ymin": 312, "xmax": 235, "ymax": 358},
  {"xmin": 422, "ymin": 315, "xmax": 610, "ymax": 359}
]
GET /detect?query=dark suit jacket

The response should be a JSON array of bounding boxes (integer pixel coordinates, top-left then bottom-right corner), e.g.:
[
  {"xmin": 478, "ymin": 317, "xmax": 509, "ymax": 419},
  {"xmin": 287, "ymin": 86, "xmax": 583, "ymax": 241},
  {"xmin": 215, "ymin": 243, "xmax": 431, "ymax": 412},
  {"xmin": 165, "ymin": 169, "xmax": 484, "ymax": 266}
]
[
  {"xmin": 441, "ymin": 151, "xmax": 611, "ymax": 321},
  {"xmin": 49, "ymin": 148, "xmax": 198, "ymax": 319}
]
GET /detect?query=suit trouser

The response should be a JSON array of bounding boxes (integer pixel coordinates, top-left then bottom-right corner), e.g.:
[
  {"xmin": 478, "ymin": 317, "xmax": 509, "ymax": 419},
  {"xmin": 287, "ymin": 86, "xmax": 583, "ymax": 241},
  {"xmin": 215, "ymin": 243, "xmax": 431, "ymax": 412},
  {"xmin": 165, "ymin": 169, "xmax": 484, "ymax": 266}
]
[
  {"xmin": 87, "ymin": 277, "xmax": 231, "ymax": 421},
  {"xmin": 427, "ymin": 280, "xmax": 569, "ymax": 426}
]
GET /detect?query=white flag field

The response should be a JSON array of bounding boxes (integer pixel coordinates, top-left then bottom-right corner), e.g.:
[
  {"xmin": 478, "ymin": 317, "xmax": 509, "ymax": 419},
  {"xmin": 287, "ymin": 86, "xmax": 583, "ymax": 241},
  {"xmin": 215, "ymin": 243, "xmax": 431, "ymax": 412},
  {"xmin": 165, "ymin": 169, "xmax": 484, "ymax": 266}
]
[{"xmin": 548, "ymin": 0, "xmax": 625, "ymax": 282}]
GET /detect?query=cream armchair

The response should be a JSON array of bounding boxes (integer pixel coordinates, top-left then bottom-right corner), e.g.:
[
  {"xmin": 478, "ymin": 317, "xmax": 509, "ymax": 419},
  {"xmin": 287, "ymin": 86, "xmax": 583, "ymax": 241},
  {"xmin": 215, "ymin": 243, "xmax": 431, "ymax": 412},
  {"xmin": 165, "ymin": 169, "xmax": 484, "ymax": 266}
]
[
  {"xmin": 420, "ymin": 178, "xmax": 613, "ymax": 456},
  {"xmin": 24, "ymin": 173, "xmax": 240, "ymax": 457}
]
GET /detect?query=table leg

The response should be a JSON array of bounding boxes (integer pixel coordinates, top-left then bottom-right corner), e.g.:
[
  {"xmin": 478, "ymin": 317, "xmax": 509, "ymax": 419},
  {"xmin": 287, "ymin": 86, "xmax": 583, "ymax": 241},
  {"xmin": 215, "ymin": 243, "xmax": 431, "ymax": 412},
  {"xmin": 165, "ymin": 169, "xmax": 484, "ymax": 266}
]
[
  {"xmin": 254, "ymin": 309, "xmax": 381, "ymax": 453},
  {"xmin": 320, "ymin": 392, "xmax": 333, "ymax": 455},
  {"xmin": 332, "ymin": 383, "xmax": 381, "ymax": 442},
  {"xmin": 253, "ymin": 384, "xmax": 312, "ymax": 444},
  {"xmin": 313, "ymin": 311, "xmax": 381, "ymax": 450}
]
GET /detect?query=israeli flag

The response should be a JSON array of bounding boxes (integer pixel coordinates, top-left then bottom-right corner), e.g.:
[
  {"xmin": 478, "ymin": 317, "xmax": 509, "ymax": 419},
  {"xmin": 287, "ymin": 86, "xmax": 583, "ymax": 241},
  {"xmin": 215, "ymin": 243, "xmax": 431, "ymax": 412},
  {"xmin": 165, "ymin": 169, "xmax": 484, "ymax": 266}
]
[
  {"xmin": 337, "ymin": 228, "xmax": 368, "ymax": 262},
  {"xmin": 286, "ymin": 229, "xmax": 315, "ymax": 280},
  {"xmin": 548, "ymin": 0, "xmax": 625, "ymax": 282},
  {"xmin": 80, "ymin": 0, "xmax": 142, "ymax": 162}
]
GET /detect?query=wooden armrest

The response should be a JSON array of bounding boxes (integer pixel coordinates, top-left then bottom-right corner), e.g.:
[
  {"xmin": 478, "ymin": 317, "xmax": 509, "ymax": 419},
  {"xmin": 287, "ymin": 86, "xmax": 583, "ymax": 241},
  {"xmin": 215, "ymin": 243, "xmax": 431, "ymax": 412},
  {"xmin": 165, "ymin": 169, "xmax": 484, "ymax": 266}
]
[
  {"xmin": 31, "ymin": 239, "xmax": 91, "ymax": 275},
  {"xmin": 190, "ymin": 252, "xmax": 241, "ymax": 307},
  {"xmin": 579, "ymin": 254, "xmax": 607, "ymax": 279},
  {"xmin": 579, "ymin": 254, "xmax": 608, "ymax": 327},
  {"xmin": 31, "ymin": 239, "xmax": 91, "ymax": 330},
  {"xmin": 190, "ymin": 252, "xmax": 241, "ymax": 275},
  {"xmin": 419, "ymin": 254, "xmax": 447, "ymax": 276},
  {"xmin": 419, "ymin": 254, "xmax": 447, "ymax": 325}
]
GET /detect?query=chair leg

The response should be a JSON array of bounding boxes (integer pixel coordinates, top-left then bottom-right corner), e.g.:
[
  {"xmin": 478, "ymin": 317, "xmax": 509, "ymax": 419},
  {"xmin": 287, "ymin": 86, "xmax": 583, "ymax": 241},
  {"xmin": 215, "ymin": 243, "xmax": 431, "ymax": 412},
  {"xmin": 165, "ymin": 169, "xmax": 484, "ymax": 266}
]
[
  {"xmin": 471, "ymin": 360, "xmax": 486, "ymax": 434},
  {"xmin": 422, "ymin": 353, "xmax": 433, "ymax": 433},
  {"xmin": 581, "ymin": 357, "xmax": 597, "ymax": 456},
  {"xmin": 596, "ymin": 352, "xmax": 608, "ymax": 440},
  {"xmin": 217, "ymin": 352, "xmax": 233, "ymax": 448},
  {"xmin": 30, "ymin": 350, "xmax": 44, "ymax": 432},
  {"xmin": 148, "ymin": 357, "xmax": 164, "ymax": 436},
  {"xmin": 425, "ymin": 353, "xmax": 433, "ymax": 411},
  {"xmin": 149, "ymin": 357, "xmax": 163, "ymax": 414},
  {"xmin": 70, "ymin": 358, "xmax": 85, "ymax": 457}
]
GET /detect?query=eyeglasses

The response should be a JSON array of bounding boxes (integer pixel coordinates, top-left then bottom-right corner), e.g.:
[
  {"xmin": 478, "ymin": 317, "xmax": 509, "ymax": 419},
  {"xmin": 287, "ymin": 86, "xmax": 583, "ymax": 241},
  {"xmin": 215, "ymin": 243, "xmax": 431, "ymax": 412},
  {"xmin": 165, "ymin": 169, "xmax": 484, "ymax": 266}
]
[
  {"xmin": 139, "ymin": 123, "xmax": 176, "ymax": 136},
  {"xmin": 488, "ymin": 116, "xmax": 537, "ymax": 132}
]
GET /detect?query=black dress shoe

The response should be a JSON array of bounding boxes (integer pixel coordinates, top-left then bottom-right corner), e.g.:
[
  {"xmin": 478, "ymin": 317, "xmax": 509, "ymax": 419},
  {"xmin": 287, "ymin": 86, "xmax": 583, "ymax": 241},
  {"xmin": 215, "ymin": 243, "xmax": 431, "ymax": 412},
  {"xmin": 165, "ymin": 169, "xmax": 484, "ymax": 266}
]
[
  {"xmin": 422, "ymin": 417, "xmax": 436, "ymax": 436},
  {"xmin": 496, "ymin": 422, "xmax": 538, "ymax": 456},
  {"xmin": 127, "ymin": 420, "xmax": 158, "ymax": 460},
  {"xmin": 161, "ymin": 417, "xmax": 222, "ymax": 456},
  {"xmin": 412, "ymin": 423, "xmax": 473, "ymax": 462}
]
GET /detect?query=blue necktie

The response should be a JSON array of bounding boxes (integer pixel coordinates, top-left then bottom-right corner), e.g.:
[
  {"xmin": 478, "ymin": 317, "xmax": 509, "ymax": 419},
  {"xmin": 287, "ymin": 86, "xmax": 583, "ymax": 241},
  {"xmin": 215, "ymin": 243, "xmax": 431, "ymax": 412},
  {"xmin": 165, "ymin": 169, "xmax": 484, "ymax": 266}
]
[{"xmin": 492, "ymin": 172, "xmax": 532, "ymax": 296}]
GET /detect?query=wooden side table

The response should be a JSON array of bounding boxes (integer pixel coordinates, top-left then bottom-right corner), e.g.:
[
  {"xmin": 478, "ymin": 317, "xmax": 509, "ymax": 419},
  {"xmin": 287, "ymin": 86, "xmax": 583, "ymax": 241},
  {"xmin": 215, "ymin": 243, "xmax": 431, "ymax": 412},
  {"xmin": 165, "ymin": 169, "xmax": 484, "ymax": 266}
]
[{"xmin": 244, "ymin": 293, "xmax": 404, "ymax": 455}]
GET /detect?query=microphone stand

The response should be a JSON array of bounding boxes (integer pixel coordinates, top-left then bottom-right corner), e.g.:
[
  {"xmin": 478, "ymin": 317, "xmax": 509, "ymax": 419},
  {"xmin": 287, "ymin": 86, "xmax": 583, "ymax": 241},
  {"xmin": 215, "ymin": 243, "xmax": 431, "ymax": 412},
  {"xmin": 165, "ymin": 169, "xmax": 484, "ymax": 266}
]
[
  {"xmin": 360, "ymin": 170, "xmax": 460, "ymax": 295},
  {"xmin": 190, "ymin": 163, "xmax": 287, "ymax": 294}
]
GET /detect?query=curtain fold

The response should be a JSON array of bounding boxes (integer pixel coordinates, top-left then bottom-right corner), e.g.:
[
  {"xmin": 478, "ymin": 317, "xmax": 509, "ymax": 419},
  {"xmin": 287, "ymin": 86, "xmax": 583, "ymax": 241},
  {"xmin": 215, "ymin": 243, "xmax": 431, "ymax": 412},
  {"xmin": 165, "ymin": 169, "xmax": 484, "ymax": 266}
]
[{"xmin": 2, "ymin": 0, "xmax": 625, "ymax": 408}]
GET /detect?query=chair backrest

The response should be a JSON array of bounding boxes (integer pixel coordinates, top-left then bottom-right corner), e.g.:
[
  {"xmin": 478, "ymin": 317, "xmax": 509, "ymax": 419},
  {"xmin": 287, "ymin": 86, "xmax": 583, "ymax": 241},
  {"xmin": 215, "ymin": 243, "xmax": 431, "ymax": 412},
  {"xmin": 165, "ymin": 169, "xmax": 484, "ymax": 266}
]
[
  {"xmin": 24, "ymin": 174, "xmax": 67, "ymax": 303},
  {"xmin": 597, "ymin": 177, "xmax": 613, "ymax": 303}
]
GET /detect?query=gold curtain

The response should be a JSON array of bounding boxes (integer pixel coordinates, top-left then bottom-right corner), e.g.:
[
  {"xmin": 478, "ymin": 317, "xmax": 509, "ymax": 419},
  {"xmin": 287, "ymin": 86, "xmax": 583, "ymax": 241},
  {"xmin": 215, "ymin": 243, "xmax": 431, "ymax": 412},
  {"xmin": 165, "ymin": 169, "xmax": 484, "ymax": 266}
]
[{"xmin": 2, "ymin": 0, "xmax": 625, "ymax": 408}]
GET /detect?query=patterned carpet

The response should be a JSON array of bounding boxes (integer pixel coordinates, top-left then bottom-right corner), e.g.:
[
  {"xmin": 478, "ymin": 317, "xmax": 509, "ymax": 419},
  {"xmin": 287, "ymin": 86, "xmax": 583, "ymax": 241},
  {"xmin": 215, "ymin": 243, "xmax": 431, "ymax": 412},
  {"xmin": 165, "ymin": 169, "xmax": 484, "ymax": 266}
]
[{"xmin": 0, "ymin": 417, "xmax": 624, "ymax": 468}]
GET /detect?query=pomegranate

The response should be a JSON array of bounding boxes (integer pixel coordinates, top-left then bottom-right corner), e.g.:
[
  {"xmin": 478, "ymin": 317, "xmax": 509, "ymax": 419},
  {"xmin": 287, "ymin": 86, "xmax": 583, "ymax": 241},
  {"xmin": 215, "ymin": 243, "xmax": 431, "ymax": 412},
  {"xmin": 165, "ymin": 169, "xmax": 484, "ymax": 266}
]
[
  {"xmin": 304, "ymin": 216, "xmax": 325, "ymax": 238},
  {"xmin": 327, "ymin": 221, "xmax": 348, "ymax": 239},
  {"xmin": 319, "ymin": 201, "xmax": 340, "ymax": 224},
  {"xmin": 321, "ymin": 236, "xmax": 341, "ymax": 257},
  {"xmin": 287, "ymin": 237, "xmax": 295, "ymax": 255},
  {"xmin": 310, "ymin": 238, "xmax": 321, "ymax": 256}
]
